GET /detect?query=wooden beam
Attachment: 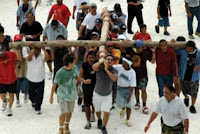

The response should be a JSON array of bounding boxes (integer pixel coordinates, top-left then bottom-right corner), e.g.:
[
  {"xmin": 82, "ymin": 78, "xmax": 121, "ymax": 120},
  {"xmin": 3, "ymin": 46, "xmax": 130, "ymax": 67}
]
[
  {"xmin": 9, "ymin": 40, "xmax": 186, "ymax": 48},
  {"xmin": 99, "ymin": 8, "xmax": 111, "ymax": 59}
]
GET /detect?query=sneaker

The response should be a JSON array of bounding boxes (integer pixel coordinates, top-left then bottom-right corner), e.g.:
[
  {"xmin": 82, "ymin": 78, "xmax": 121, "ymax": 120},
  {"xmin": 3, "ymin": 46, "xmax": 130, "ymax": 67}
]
[
  {"xmin": 184, "ymin": 98, "xmax": 189, "ymax": 107},
  {"xmin": 78, "ymin": 97, "xmax": 82, "ymax": 106},
  {"xmin": 82, "ymin": 105, "xmax": 85, "ymax": 112},
  {"xmin": 126, "ymin": 120, "xmax": 132, "ymax": 127},
  {"xmin": 101, "ymin": 126, "xmax": 108, "ymax": 134},
  {"xmin": 128, "ymin": 30, "xmax": 134, "ymax": 34},
  {"xmin": 1, "ymin": 100, "xmax": 8, "ymax": 111},
  {"xmin": 16, "ymin": 100, "xmax": 21, "ymax": 107},
  {"xmin": 32, "ymin": 103, "xmax": 35, "ymax": 108},
  {"xmin": 47, "ymin": 71, "xmax": 52, "ymax": 80},
  {"xmin": 7, "ymin": 108, "xmax": 12, "ymax": 116},
  {"xmin": 190, "ymin": 105, "xmax": 197, "ymax": 114},
  {"xmin": 35, "ymin": 110, "xmax": 41, "ymax": 115},
  {"xmin": 97, "ymin": 119, "xmax": 102, "ymax": 129},
  {"xmin": 155, "ymin": 25, "xmax": 159, "ymax": 33},
  {"xmin": 195, "ymin": 32, "xmax": 200, "ymax": 37},
  {"xmin": 189, "ymin": 35, "xmax": 195, "ymax": 39},
  {"xmin": 110, "ymin": 105, "xmax": 115, "ymax": 111},
  {"xmin": 142, "ymin": 106, "xmax": 149, "ymax": 114},
  {"xmin": 120, "ymin": 108, "xmax": 126, "ymax": 118},
  {"xmin": 164, "ymin": 31, "xmax": 170, "ymax": 35},
  {"xmin": 90, "ymin": 112, "xmax": 96, "ymax": 122},
  {"xmin": 84, "ymin": 122, "xmax": 92, "ymax": 129},
  {"xmin": 134, "ymin": 103, "xmax": 140, "ymax": 110},
  {"xmin": 24, "ymin": 94, "xmax": 29, "ymax": 103}
]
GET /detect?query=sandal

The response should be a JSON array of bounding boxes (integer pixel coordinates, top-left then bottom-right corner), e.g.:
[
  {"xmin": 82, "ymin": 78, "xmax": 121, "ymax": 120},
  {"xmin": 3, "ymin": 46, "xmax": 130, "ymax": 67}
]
[
  {"xmin": 65, "ymin": 122, "xmax": 70, "ymax": 134},
  {"xmin": 59, "ymin": 126, "xmax": 64, "ymax": 134}
]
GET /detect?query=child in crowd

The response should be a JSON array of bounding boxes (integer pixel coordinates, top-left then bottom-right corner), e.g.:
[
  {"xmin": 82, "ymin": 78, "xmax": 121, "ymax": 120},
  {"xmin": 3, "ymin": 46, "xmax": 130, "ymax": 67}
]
[
  {"xmin": 155, "ymin": 0, "xmax": 171, "ymax": 35},
  {"xmin": 133, "ymin": 24, "xmax": 151, "ymax": 41}
]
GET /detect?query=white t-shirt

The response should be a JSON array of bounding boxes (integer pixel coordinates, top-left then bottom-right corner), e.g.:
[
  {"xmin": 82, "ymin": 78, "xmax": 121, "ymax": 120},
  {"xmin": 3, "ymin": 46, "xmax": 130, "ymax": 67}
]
[
  {"xmin": 22, "ymin": 47, "xmax": 29, "ymax": 58},
  {"xmin": 154, "ymin": 96, "xmax": 189, "ymax": 127},
  {"xmin": 82, "ymin": 12, "xmax": 101, "ymax": 30},
  {"xmin": 26, "ymin": 53, "xmax": 45, "ymax": 82},
  {"xmin": 185, "ymin": 0, "xmax": 199, "ymax": 7},
  {"xmin": 113, "ymin": 64, "xmax": 136, "ymax": 87},
  {"xmin": 74, "ymin": 0, "xmax": 90, "ymax": 13}
]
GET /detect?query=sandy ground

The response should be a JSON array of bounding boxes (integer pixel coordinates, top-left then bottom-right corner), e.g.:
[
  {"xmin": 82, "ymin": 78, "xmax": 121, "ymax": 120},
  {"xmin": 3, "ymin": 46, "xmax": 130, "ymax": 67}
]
[{"xmin": 0, "ymin": 0, "xmax": 200, "ymax": 134}]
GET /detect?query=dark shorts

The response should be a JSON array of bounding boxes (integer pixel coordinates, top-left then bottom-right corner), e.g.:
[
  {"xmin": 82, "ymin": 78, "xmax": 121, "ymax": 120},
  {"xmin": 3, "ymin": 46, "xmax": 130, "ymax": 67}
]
[
  {"xmin": 46, "ymin": 50, "xmax": 52, "ymax": 63},
  {"xmin": 83, "ymin": 88, "xmax": 94, "ymax": 106},
  {"xmin": 16, "ymin": 78, "xmax": 29, "ymax": 93},
  {"xmin": 136, "ymin": 77, "xmax": 148, "ymax": 90},
  {"xmin": 0, "ymin": 81, "xmax": 17, "ymax": 94},
  {"xmin": 181, "ymin": 80, "xmax": 199, "ymax": 98},
  {"xmin": 162, "ymin": 122, "xmax": 184, "ymax": 134},
  {"xmin": 158, "ymin": 17, "xmax": 170, "ymax": 27}
]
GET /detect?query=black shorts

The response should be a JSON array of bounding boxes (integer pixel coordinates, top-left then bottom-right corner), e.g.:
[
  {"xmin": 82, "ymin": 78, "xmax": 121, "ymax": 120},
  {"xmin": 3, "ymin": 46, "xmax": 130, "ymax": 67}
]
[
  {"xmin": 46, "ymin": 49, "xmax": 52, "ymax": 63},
  {"xmin": 0, "ymin": 82, "xmax": 17, "ymax": 94},
  {"xmin": 83, "ymin": 88, "xmax": 94, "ymax": 106}
]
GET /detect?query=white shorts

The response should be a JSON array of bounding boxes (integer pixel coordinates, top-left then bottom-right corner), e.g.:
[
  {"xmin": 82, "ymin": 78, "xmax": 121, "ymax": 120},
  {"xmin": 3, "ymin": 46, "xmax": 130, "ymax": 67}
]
[{"xmin": 93, "ymin": 91, "xmax": 112, "ymax": 113}]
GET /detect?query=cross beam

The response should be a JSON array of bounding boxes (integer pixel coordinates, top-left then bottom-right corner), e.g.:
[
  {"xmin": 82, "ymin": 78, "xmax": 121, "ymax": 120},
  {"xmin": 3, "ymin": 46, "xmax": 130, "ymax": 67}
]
[{"xmin": 9, "ymin": 40, "xmax": 186, "ymax": 48}]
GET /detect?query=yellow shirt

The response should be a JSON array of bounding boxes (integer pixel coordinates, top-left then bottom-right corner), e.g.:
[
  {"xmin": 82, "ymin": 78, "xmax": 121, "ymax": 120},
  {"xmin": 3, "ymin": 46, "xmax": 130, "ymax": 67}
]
[{"xmin": 112, "ymin": 49, "xmax": 121, "ymax": 65}]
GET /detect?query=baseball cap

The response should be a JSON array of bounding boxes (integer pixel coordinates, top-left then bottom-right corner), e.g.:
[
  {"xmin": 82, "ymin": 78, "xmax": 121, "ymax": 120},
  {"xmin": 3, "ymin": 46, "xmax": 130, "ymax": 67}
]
[
  {"xmin": 134, "ymin": 40, "xmax": 144, "ymax": 48},
  {"xmin": 14, "ymin": 34, "xmax": 23, "ymax": 42},
  {"xmin": 90, "ymin": 3, "xmax": 97, "ymax": 8},
  {"xmin": 120, "ymin": 24, "xmax": 127, "ymax": 30},
  {"xmin": 0, "ymin": 44, "xmax": 5, "ymax": 55},
  {"xmin": 95, "ymin": 18, "xmax": 102, "ymax": 25},
  {"xmin": 56, "ymin": 35, "xmax": 64, "ymax": 40},
  {"xmin": 90, "ymin": 32, "xmax": 99, "ymax": 38},
  {"xmin": 80, "ymin": 2, "xmax": 89, "ymax": 9},
  {"xmin": 117, "ymin": 35, "xmax": 126, "ymax": 40},
  {"xmin": 186, "ymin": 40, "xmax": 196, "ymax": 49},
  {"xmin": 112, "ymin": 25, "xmax": 119, "ymax": 31},
  {"xmin": 111, "ymin": 13, "xmax": 118, "ymax": 20},
  {"xmin": 114, "ymin": 3, "xmax": 122, "ymax": 12}
]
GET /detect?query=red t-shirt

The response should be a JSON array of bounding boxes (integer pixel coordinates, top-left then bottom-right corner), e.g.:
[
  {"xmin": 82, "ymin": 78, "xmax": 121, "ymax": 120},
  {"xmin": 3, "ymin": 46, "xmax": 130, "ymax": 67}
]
[
  {"xmin": 155, "ymin": 47, "xmax": 178, "ymax": 77},
  {"xmin": 134, "ymin": 32, "xmax": 152, "ymax": 41},
  {"xmin": 49, "ymin": 4, "xmax": 71, "ymax": 26},
  {"xmin": 0, "ymin": 51, "xmax": 17, "ymax": 84},
  {"xmin": 109, "ymin": 33, "xmax": 118, "ymax": 38}
]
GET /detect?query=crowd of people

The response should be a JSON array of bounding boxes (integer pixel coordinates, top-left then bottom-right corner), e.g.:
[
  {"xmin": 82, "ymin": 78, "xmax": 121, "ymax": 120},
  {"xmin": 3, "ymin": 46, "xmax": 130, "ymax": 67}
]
[{"xmin": 1, "ymin": 0, "xmax": 200, "ymax": 134}]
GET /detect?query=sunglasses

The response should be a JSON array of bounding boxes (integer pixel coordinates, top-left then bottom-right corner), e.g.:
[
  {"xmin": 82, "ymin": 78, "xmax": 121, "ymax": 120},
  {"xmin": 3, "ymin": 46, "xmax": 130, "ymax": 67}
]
[
  {"xmin": 106, "ymin": 45, "xmax": 113, "ymax": 48},
  {"xmin": 106, "ymin": 58, "xmax": 113, "ymax": 61}
]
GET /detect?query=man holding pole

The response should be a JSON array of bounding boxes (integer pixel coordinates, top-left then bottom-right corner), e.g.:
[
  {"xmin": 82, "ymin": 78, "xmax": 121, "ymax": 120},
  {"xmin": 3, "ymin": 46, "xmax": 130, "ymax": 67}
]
[{"xmin": 92, "ymin": 54, "xmax": 118, "ymax": 134}]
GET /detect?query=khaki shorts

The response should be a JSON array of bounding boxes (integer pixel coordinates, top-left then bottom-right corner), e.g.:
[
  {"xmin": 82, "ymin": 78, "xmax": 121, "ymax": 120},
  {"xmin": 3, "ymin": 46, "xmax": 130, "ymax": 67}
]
[{"xmin": 58, "ymin": 97, "xmax": 75, "ymax": 114}]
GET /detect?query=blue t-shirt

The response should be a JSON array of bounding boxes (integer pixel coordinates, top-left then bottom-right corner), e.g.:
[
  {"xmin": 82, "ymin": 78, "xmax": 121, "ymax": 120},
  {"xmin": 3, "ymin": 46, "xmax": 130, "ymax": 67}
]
[{"xmin": 17, "ymin": 4, "xmax": 35, "ymax": 28}]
